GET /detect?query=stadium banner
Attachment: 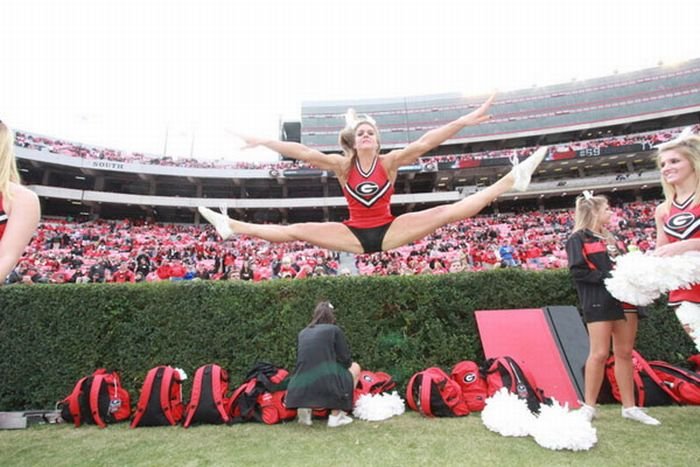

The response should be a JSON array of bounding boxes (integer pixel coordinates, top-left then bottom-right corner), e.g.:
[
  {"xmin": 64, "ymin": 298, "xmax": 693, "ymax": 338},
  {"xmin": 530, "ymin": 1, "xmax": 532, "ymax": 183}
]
[
  {"xmin": 479, "ymin": 156, "xmax": 510, "ymax": 167},
  {"xmin": 457, "ymin": 159, "xmax": 481, "ymax": 169},
  {"xmin": 551, "ymin": 150, "xmax": 577, "ymax": 161},
  {"xmin": 575, "ymin": 142, "xmax": 653, "ymax": 158},
  {"xmin": 398, "ymin": 164, "xmax": 422, "ymax": 173},
  {"xmin": 438, "ymin": 161, "xmax": 457, "ymax": 170},
  {"xmin": 89, "ymin": 160, "xmax": 126, "ymax": 170},
  {"xmin": 282, "ymin": 168, "xmax": 325, "ymax": 177}
]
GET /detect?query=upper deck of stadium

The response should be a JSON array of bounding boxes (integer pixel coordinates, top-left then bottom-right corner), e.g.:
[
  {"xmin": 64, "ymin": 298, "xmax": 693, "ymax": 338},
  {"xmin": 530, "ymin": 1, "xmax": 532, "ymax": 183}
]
[{"xmin": 300, "ymin": 58, "xmax": 700, "ymax": 150}]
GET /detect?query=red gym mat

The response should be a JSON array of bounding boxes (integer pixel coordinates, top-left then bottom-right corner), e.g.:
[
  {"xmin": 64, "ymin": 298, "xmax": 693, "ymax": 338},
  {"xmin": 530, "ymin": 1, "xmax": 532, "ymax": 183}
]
[{"xmin": 475, "ymin": 308, "xmax": 582, "ymax": 407}]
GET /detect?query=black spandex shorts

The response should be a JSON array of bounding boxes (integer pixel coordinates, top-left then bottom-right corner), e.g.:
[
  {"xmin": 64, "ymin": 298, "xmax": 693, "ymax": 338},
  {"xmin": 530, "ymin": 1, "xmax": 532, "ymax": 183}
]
[
  {"xmin": 583, "ymin": 306, "xmax": 625, "ymax": 323},
  {"xmin": 346, "ymin": 222, "xmax": 393, "ymax": 254},
  {"xmin": 584, "ymin": 306, "xmax": 641, "ymax": 323}
]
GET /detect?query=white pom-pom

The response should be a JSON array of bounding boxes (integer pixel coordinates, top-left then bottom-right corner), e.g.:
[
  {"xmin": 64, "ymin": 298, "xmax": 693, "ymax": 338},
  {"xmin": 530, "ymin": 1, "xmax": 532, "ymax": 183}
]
[
  {"xmin": 353, "ymin": 391, "xmax": 405, "ymax": 421},
  {"xmin": 606, "ymin": 251, "xmax": 700, "ymax": 306},
  {"xmin": 481, "ymin": 388, "xmax": 534, "ymax": 437},
  {"xmin": 530, "ymin": 399, "xmax": 597, "ymax": 451},
  {"xmin": 675, "ymin": 302, "xmax": 700, "ymax": 351},
  {"xmin": 175, "ymin": 367, "xmax": 188, "ymax": 381}
]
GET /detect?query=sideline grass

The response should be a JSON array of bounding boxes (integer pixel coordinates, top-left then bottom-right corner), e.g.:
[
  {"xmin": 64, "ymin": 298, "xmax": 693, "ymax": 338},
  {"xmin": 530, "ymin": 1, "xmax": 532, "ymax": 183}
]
[{"xmin": 1, "ymin": 405, "xmax": 698, "ymax": 466}]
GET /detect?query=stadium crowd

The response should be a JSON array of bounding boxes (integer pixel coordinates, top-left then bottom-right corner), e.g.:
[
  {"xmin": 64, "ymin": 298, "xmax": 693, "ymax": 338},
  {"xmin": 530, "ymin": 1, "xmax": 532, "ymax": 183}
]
[
  {"xmin": 4, "ymin": 200, "xmax": 657, "ymax": 285},
  {"xmin": 14, "ymin": 125, "xmax": 699, "ymax": 171}
]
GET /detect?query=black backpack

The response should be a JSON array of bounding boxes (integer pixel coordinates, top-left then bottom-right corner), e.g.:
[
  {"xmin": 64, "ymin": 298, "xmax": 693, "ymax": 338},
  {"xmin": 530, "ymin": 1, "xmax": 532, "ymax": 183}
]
[
  {"xmin": 130, "ymin": 366, "xmax": 185, "ymax": 427},
  {"xmin": 605, "ymin": 350, "xmax": 681, "ymax": 407},
  {"xmin": 405, "ymin": 367, "xmax": 470, "ymax": 417},
  {"xmin": 482, "ymin": 356, "xmax": 550, "ymax": 413},
  {"xmin": 226, "ymin": 362, "xmax": 296, "ymax": 424},
  {"xmin": 183, "ymin": 364, "xmax": 231, "ymax": 427},
  {"xmin": 59, "ymin": 369, "xmax": 131, "ymax": 428},
  {"xmin": 649, "ymin": 360, "xmax": 700, "ymax": 405}
]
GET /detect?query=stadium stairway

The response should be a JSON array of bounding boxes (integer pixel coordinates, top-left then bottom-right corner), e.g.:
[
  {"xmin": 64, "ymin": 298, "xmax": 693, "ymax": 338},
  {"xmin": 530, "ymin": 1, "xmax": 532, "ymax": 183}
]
[{"xmin": 338, "ymin": 252, "xmax": 359, "ymax": 276}]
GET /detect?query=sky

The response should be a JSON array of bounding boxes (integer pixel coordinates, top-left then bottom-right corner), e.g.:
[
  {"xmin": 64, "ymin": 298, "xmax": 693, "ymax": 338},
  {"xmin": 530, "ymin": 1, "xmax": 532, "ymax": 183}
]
[{"xmin": 3, "ymin": 0, "xmax": 700, "ymax": 162}]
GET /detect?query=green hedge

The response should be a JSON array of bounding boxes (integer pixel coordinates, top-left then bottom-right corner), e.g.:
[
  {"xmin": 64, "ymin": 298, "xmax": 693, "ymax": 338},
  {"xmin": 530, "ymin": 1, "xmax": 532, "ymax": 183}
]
[{"xmin": 0, "ymin": 269, "xmax": 694, "ymax": 410}]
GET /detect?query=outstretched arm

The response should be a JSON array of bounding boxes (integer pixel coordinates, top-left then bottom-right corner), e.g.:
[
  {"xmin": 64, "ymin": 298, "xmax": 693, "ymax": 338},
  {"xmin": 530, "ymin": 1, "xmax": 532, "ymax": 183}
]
[
  {"xmin": 238, "ymin": 134, "xmax": 346, "ymax": 172},
  {"xmin": 0, "ymin": 186, "xmax": 41, "ymax": 283},
  {"xmin": 654, "ymin": 238, "xmax": 700, "ymax": 256},
  {"xmin": 382, "ymin": 94, "xmax": 495, "ymax": 172}
]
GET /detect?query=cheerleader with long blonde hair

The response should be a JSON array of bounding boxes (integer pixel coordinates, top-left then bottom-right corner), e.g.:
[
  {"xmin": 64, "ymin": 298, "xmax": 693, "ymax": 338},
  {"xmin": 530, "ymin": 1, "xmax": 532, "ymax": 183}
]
[
  {"xmin": 0, "ymin": 121, "xmax": 41, "ymax": 283},
  {"xmin": 654, "ymin": 130, "xmax": 700, "ymax": 352}
]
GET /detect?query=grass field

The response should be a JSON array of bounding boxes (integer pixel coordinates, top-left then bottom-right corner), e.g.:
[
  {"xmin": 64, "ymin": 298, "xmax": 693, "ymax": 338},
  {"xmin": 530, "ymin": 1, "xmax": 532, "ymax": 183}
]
[{"xmin": 1, "ymin": 405, "xmax": 698, "ymax": 466}]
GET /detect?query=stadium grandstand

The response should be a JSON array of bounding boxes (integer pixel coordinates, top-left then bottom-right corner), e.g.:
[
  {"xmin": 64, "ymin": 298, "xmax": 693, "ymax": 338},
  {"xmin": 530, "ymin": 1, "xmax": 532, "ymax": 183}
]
[{"xmin": 9, "ymin": 59, "xmax": 700, "ymax": 284}]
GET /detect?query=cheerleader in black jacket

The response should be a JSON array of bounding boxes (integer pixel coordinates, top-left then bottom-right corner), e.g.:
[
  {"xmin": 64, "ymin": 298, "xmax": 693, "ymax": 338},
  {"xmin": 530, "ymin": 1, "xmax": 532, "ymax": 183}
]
[{"xmin": 566, "ymin": 193, "xmax": 660, "ymax": 425}]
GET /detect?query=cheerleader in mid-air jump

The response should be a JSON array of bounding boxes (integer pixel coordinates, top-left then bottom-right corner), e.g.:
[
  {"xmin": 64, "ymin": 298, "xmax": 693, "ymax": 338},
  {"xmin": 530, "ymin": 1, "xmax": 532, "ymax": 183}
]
[{"xmin": 198, "ymin": 95, "xmax": 548, "ymax": 254}]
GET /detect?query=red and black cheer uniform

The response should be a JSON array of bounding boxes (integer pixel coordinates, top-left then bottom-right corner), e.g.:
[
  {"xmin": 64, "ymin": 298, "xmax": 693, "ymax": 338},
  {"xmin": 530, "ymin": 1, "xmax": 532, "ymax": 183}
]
[
  {"xmin": 566, "ymin": 229, "xmax": 637, "ymax": 323},
  {"xmin": 663, "ymin": 196, "xmax": 700, "ymax": 306},
  {"xmin": 0, "ymin": 195, "xmax": 7, "ymax": 240},
  {"xmin": 341, "ymin": 157, "xmax": 395, "ymax": 253}
]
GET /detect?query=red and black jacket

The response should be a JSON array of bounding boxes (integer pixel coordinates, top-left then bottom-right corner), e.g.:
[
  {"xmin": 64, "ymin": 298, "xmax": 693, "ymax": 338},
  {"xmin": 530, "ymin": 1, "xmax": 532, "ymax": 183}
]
[{"xmin": 566, "ymin": 229, "xmax": 632, "ymax": 318}]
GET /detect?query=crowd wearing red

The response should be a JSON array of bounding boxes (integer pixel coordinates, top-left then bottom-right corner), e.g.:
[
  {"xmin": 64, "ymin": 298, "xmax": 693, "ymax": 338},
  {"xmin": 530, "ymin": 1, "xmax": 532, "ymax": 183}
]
[{"xmin": 5, "ymin": 201, "xmax": 657, "ymax": 285}]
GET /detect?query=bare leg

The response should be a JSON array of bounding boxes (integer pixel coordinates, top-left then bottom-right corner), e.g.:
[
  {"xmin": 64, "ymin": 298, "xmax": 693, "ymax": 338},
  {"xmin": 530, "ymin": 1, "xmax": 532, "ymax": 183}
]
[
  {"xmin": 612, "ymin": 313, "xmax": 639, "ymax": 408},
  {"xmin": 614, "ymin": 312, "xmax": 660, "ymax": 425},
  {"xmin": 583, "ymin": 321, "xmax": 613, "ymax": 407},
  {"xmin": 200, "ymin": 205, "xmax": 365, "ymax": 253},
  {"xmin": 349, "ymin": 362, "xmax": 361, "ymax": 388},
  {"xmin": 382, "ymin": 174, "xmax": 515, "ymax": 250}
]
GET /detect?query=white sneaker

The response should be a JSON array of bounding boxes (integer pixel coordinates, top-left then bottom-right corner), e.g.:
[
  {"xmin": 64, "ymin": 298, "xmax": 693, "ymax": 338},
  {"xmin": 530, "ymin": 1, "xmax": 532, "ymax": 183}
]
[
  {"xmin": 297, "ymin": 408, "xmax": 312, "ymax": 426},
  {"xmin": 327, "ymin": 411, "xmax": 353, "ymax": 428},
  {"xmin": 511, "ymin": 146, "xmax": 548, "ymax": 192},
  {"xmin": 198, "ymin": 205, "xmax": 234, "ymax": 240},
  {"xmin": 621, "ymin": 406, "xmax": 661, "ymax": 426},
  {"xmin": 576, "ymin": 403, "xmax": 597, "ymax": 422}
]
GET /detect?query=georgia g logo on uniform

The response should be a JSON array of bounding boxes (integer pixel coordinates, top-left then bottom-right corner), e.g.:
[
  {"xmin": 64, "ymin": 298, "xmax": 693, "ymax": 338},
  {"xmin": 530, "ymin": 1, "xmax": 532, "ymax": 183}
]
[
  {"xmin": 356, "ymin": 181, "xmax": 379, "ymax": 196},
  {"xmin": 463, "ymin": 373, "xmax": 477, "ymax": 384},
  {"xmin": 668, "ymin": 212, "xmax": 695, "ymax": 229}
]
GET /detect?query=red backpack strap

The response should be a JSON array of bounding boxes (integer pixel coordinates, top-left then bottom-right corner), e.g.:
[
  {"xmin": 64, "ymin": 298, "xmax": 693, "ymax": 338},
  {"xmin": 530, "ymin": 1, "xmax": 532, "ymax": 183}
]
[
  {"xmin": 131, "ymin": 366, "xmax": 160, "ymax": 428},
  {"xmin": 183, "ymin": 365, "xmax": 206, "ymax": 428},
  {"xmin": 66, "ymin": 376, "xmax": 89, "ymax": 427},
  {"xmin": 420, "ymin": 370, "xmax": 436, "ymax": 417},
  {"xmin": 483, "ymin": 357, "xmax": 506, "ymax": 396},
  {"xmin": 210, "ymin": 365, "xmax": 231, "ymax": 423},
  {"xmin": 405, "ymin": 372, "xmax": 421, "ymax": 412},
  {"xmin": 375, "ymin": 372, "xmax": 396, "ymax": 392},
  {"xmin": 226, "ymin": 380, "xmax": 254, "ymax": 419},
  {"xmin": 159, "ymin": 367, "xmax": 180, "ymax": 425},
  {"xmin": 89, "ymin": 374, "xmax": 108, "ymax": 428},
  {"xmin": 650, "ymin": 360, "xmax": 700, "ymax": 398},
  {"xmin": 632, "ymin": 351, "xmax": 681, "ymax": 405}
]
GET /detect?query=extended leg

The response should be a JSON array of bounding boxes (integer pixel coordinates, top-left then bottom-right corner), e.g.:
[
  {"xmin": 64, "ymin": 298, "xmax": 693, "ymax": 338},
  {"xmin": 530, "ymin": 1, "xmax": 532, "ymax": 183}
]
[
  {"xmin": 382, "ymin": 147, "xmax": 548, "ymax": 250},
  {"xmin": 199, "ymin": 206, "xmax": 364, "ymax": 253}
]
